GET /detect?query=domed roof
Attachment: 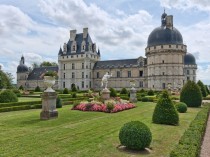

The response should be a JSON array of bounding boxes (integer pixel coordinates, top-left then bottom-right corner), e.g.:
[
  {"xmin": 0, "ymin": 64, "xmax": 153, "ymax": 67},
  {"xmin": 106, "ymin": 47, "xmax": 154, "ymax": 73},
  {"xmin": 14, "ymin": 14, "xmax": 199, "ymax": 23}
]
[
  {"xmin": 17, "ymin": 64, "xmax": 28, "ymax": 73},
  {"xmin": 147, "ymin": 11, "xmax": 183, "ymax": 47},
  {"xmin": 184, "ymin": 53, "xmax": 196, "ymax": 65},
  {"xmin": 147, "ymin": 27, "xmax": 183, "ymax": 47}
]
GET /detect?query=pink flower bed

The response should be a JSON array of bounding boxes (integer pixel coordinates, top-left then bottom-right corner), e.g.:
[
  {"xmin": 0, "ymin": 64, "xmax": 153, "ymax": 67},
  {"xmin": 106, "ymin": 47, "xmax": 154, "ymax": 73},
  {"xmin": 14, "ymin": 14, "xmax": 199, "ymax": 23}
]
[{"xmin": 71, "ymin": 103, "xmax": 135, "ymax": 113}]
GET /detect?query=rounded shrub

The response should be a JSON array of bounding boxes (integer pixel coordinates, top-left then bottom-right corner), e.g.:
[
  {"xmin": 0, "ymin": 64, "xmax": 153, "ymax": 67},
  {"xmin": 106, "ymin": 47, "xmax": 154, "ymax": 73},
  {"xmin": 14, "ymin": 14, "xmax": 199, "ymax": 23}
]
[
  {"xmin": 0, "ymin": 90, "xmax": 18, "ymax": 103},
  {"xmin": 147, "ymin": 89, "xmax": 154, "ymax": 96},
  {"xmin": 119, "ymin": 121, "xmax": 152, "ymax": 150},
  {"xmin": 152, "ymin": 90, "xmax": 179, "ymax": 125},
  {"xmin": 71, "ymin": 84, "xmax": 77, "ymax": 92},
  {"xmin": 56, "ymin": 96, "xmax": 62, "ymax": 108},
  {"xmin": 110, "ymin": 88, "xmax": 117, "ymax": 97},
  {"xmin": 120, "ymin": 88, "xmax": 128, "ymax": 94},
  {"xmin": 197, "ymin": 80, "xmax": 207, "ymax": 97},
  {"xmin": 63, "ymin": 88, "xmax": 69, "ymax": 94},
  {"xmin": 175, "ymin": 102, "xmax": 187, "ymax": 113},
  {"xmin": 35, "ymin": 86, "xmax": 41, "ymax": 92},
  {"xmin": 180, "ymin": 80, "xmax": 202, "ymax": 107}
]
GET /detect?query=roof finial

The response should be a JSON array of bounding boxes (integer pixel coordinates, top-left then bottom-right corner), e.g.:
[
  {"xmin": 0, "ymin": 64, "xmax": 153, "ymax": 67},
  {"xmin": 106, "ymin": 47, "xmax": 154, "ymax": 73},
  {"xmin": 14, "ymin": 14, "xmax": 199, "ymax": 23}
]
[{"xmin": 164, "ymin": 7, "xmax": 165, "ymax": 13}]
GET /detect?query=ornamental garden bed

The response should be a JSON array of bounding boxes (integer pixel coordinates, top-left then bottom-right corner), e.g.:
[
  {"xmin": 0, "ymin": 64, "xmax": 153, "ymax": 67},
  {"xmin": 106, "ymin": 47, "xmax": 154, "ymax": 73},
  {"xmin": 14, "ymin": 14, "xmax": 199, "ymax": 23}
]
[{"xmin": 71, "ymin": 98, "xmax": 135, "ymax": 113}]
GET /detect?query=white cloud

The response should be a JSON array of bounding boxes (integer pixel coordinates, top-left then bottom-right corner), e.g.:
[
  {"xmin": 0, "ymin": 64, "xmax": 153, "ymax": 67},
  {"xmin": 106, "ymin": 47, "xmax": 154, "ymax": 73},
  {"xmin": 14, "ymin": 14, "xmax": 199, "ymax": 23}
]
[
  {"xmin": 159, "ymin": 0, "xmax": 210, "ymax": 11},
  {"xmin": 197, "ymin": 64, "xmax": 210, "ymax": 85}
]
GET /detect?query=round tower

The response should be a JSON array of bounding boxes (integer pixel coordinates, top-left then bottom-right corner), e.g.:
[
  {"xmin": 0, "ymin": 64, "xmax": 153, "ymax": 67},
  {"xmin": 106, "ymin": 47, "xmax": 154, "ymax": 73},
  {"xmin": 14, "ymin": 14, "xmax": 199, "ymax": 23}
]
[
  {"xmin": 184, "ymin": 53, "xmax": 197, "ymax": 83},
  {"xmin": 17, "ymin": 55, "xmax": 29, "ymax": 89},
  {"xmin": 145, "ymin": 11, "xmax": 187, "ymax": 90}
]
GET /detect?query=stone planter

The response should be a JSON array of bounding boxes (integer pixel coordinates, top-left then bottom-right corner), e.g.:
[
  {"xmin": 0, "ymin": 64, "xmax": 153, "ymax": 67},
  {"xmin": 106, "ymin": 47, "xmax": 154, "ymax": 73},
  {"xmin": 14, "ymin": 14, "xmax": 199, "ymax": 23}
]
[{"xmin": 44, "ymin": 76, "xmax": 55, "ymax": 92}]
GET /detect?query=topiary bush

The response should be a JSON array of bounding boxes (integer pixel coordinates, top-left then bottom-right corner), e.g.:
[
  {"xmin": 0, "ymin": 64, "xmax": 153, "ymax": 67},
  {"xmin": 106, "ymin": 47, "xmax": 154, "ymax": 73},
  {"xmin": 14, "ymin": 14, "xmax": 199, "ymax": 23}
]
[
  {"xmin": 106, "ymin": 102, "xmax": 114, "ymax": 113},
  {"xmin": 19, "ymin": 85, "xmax": 24, "ymax": 90},
  {"xmin": 63, "ymin": 88, "xmax": 69, "ymax": 94},
  {"xmin": 110, "ymin": 88, "xmax": 117, "ymax": 97},
  {"xmin": 152, "ymin": 90, "xmax": 179, "ymax": 125},
  {"xmin": 120, "ymin": 88, "xmax": 128, "ymax": 94},
  {"xmin": 180, "ymin": 80, "xmax": 202, "ymax": 107},
  {"xmin": 0, "ymin": 90, "xmax": 18, "ymax": 103},
  {"xmin": 72, "ymin": 93, "xmax": 77, "ymax": 98},
  {"xmin": 56, "ymin": 96, "xmax": 62, "ymax": 108},
  {"xmin": 147, "ymin": 89, "xmax": 154, "ymax": 96},
  {"xmin": 71, "ymin": 84, "xmax": 77, "ymax": 92},
  {"xmin": 119, "ymin": 121, "xmax": 152, "ymax": 150},
  {"xmin": 175, "ymin": 102, "xmax": 187, "ymax": 113},
  {"xmin": 35, "ymin": 86, "xmax": 41, "ymax": 92},
  {"xmin": 197, "ymin": 80, "xmax": 207, "ymax": 97}
]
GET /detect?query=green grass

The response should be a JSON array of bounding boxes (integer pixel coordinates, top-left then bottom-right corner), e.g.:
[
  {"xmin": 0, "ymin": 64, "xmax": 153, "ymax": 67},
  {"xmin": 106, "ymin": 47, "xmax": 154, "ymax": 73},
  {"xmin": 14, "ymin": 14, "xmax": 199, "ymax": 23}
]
[
  {"xmin": 18, "ymin": 97, "xmax": 41, "ymax": 102},
  {"xmin": 0, "ymin": 102, "xmax": 201, "ymax": 157}
]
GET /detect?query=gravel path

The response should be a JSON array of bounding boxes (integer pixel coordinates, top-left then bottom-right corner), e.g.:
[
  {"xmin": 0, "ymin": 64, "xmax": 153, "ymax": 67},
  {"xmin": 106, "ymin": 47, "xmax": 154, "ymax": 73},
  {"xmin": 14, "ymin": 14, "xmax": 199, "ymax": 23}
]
[{"xmin": 200, "ymin": 113, "xmax": 210, "ymax": 157}]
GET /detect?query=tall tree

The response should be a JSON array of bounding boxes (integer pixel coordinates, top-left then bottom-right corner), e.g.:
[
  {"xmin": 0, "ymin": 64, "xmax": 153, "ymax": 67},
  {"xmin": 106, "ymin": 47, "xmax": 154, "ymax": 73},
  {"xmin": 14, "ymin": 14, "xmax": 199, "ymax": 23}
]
[
  {"xmin": 0, "ymin": 70, "xmax": 13, "ymax": 89},
  {"xmin": 197, "ymin": 80, "xmax": 207, "ymax": 97},
  {"xmin": 205, "ymin": 85, "xmax": 210, "ymax": 95},
  {"xmin": 40, "ymin": 61, "xmax": 57, "ymax": 67}
]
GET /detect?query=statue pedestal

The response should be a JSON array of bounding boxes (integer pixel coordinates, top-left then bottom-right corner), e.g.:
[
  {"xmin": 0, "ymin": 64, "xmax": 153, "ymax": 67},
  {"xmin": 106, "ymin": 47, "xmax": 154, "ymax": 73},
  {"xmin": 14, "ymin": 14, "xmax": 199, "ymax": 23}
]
[
  {"xmin": 130, "ymin": 88, "xmax": 137, "ymax": 103},
  {"xmin": 101, "ymin": 88, "xmax": 110, "ymax": 100},
  {"xmin": 40, "ymin": 91, "xmax": 58, "ymax": 120}
]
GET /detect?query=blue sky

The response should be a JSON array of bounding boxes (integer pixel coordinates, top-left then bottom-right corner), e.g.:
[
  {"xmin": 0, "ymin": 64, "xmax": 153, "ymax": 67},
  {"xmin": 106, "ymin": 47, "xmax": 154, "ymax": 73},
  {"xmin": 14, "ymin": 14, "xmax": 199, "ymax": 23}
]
[{"xmin": 0, "ymin": 0, "xmax": 210, "ymax": 84}]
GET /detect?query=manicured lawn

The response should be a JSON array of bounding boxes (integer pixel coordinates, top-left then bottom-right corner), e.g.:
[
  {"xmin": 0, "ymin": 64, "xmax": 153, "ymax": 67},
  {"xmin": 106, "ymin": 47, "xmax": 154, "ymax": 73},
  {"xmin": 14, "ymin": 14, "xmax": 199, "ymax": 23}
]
[
  {"xmin": 18, "ymin": 97, "xmax": 41, "ymax": 102},
  {"xmin": 0, "ymin": 102, "xmax": 201, "ymax": 157}
]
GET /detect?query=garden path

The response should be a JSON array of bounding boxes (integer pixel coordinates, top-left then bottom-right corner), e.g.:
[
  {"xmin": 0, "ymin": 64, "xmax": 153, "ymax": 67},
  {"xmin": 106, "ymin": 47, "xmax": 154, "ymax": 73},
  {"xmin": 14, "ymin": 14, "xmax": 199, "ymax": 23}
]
[{"xmin": 200, "ymin": 112, "xmax": 210, "ymax": 157}]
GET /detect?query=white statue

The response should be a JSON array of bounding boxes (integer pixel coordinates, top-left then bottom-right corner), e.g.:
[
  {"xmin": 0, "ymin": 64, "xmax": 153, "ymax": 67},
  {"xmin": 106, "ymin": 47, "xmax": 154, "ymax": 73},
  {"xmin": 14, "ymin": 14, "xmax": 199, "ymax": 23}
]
[{"xmin": 101, "ymin": 72, "xmax": 112, "ymax": 89}]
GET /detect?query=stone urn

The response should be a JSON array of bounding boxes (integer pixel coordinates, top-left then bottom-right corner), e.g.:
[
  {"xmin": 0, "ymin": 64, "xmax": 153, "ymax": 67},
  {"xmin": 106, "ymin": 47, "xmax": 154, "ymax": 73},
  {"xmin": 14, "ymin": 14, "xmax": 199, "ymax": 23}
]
[{"xmin": 44, "ymin": 76, "xmax": 55, "ymax": 92}]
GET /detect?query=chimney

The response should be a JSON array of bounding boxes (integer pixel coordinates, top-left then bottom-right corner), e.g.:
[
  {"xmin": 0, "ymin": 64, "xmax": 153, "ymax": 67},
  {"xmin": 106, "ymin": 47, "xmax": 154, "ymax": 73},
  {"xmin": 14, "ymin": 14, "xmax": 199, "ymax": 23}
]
[
  {"xmin": 166, "ymin": 15, "xmax": 173, "ymax": 29},
  {"xmin": 70, "ymin": 29, "xmax": 77, "ymax": 41},
  {"xmin": 83, "ymin": 28, "xmax": 88, "ymax": 38}
]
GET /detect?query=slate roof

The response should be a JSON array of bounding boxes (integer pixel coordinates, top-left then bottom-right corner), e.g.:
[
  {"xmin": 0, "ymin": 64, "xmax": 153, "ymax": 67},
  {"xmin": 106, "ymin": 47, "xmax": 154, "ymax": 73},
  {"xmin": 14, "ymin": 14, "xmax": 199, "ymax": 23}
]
[
  {"xmin": 27, "ymin": 66, "xmax": 58, "ymax": 80},
  {"xmin": 184, "ymin": 53, "xmax": 196, "ymax": 65},
  {"xmin": 93, "ymin": 58, "xmax": 142, "ymax": 69}
]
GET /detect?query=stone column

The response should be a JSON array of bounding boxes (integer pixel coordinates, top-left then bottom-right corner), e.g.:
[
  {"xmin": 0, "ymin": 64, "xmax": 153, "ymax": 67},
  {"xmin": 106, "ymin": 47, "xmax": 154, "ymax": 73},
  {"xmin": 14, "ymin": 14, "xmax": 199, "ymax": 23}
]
[
  {"xmin": 40, "ymin": 91, "xmax": 58, "ymax": 120},
  {"xmin": 130, "ymin": 88, "xmax": 137, "ymax": 103},
  {"xmin": 101, "ymin": 88, "xmax": 110, "ymax": 100}
]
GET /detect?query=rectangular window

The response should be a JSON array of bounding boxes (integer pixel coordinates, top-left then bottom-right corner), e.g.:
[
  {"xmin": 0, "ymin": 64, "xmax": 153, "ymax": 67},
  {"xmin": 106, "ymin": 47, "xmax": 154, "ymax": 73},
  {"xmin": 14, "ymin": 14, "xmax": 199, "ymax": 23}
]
[
  {"xmin": 72, "ymin": 63, "xmax": 75, "ymax": 69},
  {"xmin": 97, "ymin": 72, "xmax": 100, "ymax": 78},
  {"xmin": 162, "ymin": 60, "xmax": 164, "ymax": 63},
  {"xmin": 169, "ymin": 45, "xmax": 171, "ymax": 48},
  {"xmin": 139, "ymin": 81, "xmax": 143, "ymax": 87},
  {"xmin": 90, "ymin": 72, "xmax": 91, "ymax": 78},
  {"xmin": 128, "ymin": 71, "xmax": 131, "ymax": 77},
  {"xmin": 117, "ymin": 71, "xmax": 120, "ymax": 78},
  {"xmin": 63, "ymin": 82, "xmax": 65, "ymax": 88},
  {"xmin": 72, "ymin": 72, "xmax": 75, "ymax": 78},
  {"xmin": 90, "ymin": 63, "xmax": 91, "ymax": 69},
  {"xmin": 139, "ymin": 71, "xmax": 143, "ymax": 77},
  {"xmin": 82, "ymin": 72, "xmax": 84, "ymax": 78},
  {"xmin": 193, "ymin": 70, "xmax": 195, "ymax": 75},
  {"xmin": 163, "ymin": 72, "xmax": 165, "ymax": 75},
  {"xmin": 82, "ymin": 63, "xmax": 84, "ymax": 69},
  {"xmin": 161, "ymin": 45, "xmax": 163, "ymax": 49},
  {"xmin": 187, "ymin": 70, "xmax": 190, "ymax": 75},
  {"xmin": 63, "ymin": 73, "xmax": 65, "ymax": 79},
  {"xmin": 162, "ymin": 83, "xmax": 166, "ymax": 89},
  {"xmin": 187, "ymin": 77, "xmax": 190, "ymax": 80},
  {"xmin": 86, "ymin": 75, "xmax": 88, "ymax": 78},
  {"xmin": 63, "ymin": 64, "xmax": 65, "ymax": 70},
  {"xmin": 82, "ymin": 81, "xmax": 84, "ymax": 88}
]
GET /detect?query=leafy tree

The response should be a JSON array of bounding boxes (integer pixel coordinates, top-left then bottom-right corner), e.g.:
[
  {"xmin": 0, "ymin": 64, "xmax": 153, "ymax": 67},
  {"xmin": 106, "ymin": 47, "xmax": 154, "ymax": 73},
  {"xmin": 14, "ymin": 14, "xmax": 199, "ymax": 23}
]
[
  {"xmin": 40, "ymin": 61, "xmax": 58, "ymax": 67},
  {"xmin": 120, "ymin": 88, "xmax": 128, "ymax": 94},
  {"xmin": 180, "ymin": 80, "xmax": 202, "ymax": 107},
  {"xmin": 152, "ymin": 90, "xmax": 179, "ymax": 125},
  {"xmin": 197, "ymin": 80, "xmax": 207, "ymax": 97},
  {"xmin": 205, "ymin": 85, "xmax": 210, "ymax": 95},
  {"xmin": 110, "ymin": 88, "xmax": 117, "ymax": 97},
  {"xmin": 0, "ymin": 70, "xmax": 13, "ymax": 89},
  {"xmin": 19, "ymin": 85, "xmax": 24, "ymax": 90}
]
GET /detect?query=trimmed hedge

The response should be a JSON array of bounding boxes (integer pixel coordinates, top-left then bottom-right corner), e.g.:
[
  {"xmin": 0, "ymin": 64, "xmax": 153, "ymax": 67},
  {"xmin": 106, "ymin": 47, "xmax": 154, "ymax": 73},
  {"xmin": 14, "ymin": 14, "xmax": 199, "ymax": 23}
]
[
  {"xmin": 120, "ymin": 88, "xmax": 128, "ymax": 94},
  {"xmin": 0, "ymin": 100, "xmax": 41, "ymax": 108},
  {"xmin": 110, "ymin": 88, "xmax": 117, "ymax": 97},
  {"xmin": 147, "ymin": 89, "xmax": 154, "ymax": 96},
  {"xmin": 197, "ymin": 80, "xmax": 207, "ymax": 98},
  {"xmin": 170, "ymin": 104, "xmax": 210, "ymax": 157},
  {"xmin": 0, "ymin": 104, "xmax": 42, "ymax": 112},
  {"xmin": 0, "ymin": 90, "xmax": 18, "ymax": 103}
]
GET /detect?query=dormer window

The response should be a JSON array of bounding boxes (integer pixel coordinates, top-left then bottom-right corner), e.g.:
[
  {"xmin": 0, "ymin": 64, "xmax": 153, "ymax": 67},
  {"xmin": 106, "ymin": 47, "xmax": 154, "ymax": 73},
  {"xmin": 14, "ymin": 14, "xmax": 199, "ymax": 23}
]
[
  {"xmin": 81, "ymin": 40, "xmax": 86, "ymax": 52},
  {"xmin": 71, "ymin": 41, "xmax": 77, "ymax": 53},
  {"xmin": 82, "ymin": 45, "xmax": 85, "ymax": 50},
  {"xmin": 73, "ymin": 45, "xmax": 76, "ymax": 51}
]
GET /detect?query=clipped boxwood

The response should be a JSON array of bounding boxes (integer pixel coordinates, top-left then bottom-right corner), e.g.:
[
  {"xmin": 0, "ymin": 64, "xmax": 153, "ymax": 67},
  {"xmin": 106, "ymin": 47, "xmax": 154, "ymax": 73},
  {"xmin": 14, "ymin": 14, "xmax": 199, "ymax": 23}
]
[
  {"xmin": 63, "ymin": 88, "xmax": 69, "ymax": 94},
  {"xmin": 119, "ymin": 121, "xmax": 152, "ymax": 150},
  {"xmin": 152, "ymin": 90, "xmax": 179, "ymax": 125},
  {"xmin": 180, "ymin": 80, "xmax": 202, "ymax": 107},
  {"xmin": 170, "ymin": 104, "xmax": 210, "ymax": 157},
  {"xmin": 197, "ymin": 80, "xmax": 207, "ymax": 97},
  {"xmin": 175, "ymin": 102, "xmax": 187, "ymax": 113},
  {"xmin": 147, "ymin": 89, "xmax": 154, "ymax": 96},
  {"xmin": 35, "ymin": 86, "xmax": 41, "ymax": 92},
  {"xmin": 141, "ymin": 97, "xmax": 148, "ymax": 102},
  {"xmin": 0, "ymin": 90, "xmax": 18, "ymax": 103},
  {"xmin": 110, "ymin": 88, "xmax": 117, "ymax": 97},
  {"xmin": 56, "ymin": 96, "xmax": 62, "ymax": 108},
  {"xmin": 0, "ymin": 100, "xmax": 41, "ymax": 108},
  {"xmin": 120, "ymin": 88, "xmax": 128, "ymax": 94}
]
